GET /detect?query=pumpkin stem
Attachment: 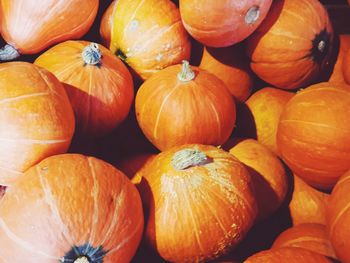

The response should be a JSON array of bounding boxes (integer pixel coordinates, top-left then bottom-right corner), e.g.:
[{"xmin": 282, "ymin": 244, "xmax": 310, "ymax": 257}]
[
  {"xmin": 245, "ymin": 6, "xmax": 260, "ymax": 25},
  {"xmin": 0, "ymin": 44, "xmax": 20, "ymax": 61},
  {"xmin": 73, "ymin": 257, "xmax": 90, "ymax": 263},
  {"xmin": 82, "ymin": 43, "xmax": 102, "ymax": 65},
  {"xmin": 318, "ymin": 40, "xmax": 326, "ymax": 53},
  {"xmin": 177, "ymin": 60, "xmax": 195, "ymax": 82},
  {"xmin": 172, "ymin": 148, "xmax": 209, "ymax": 170}
]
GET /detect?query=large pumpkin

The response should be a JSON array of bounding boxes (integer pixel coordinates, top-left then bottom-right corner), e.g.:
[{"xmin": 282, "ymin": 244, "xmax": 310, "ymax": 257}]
[
  {"xmin": 0, "ymin": 0, "xmax": 98, "ymax": 60},
  {"xmin": 276, "ymin": 82, "xmax": 350, "ymax": 190},
  {"xmin": 109, "ymin": 0, "xmax": 191, "ymax": 80},
  {"xmin": 0, "ymin": 62, "xmax": 75, "ymax": 185},
  {"xmin": 100, "ymin": 0, "xmax": 117, "ymax": 47},
  {"xmin": 329, "ymin": 35, "xmax": 350, "ymax": 85},
  {"xmin": 179, "ymin": 0, "xmax": 272, "ymax": 47},
  {"xmin": 135, "ymin": 61, "xmax": 236, "ymax": 151},
  {"xmin": 35, "ymin": 41, "xmax": 134, "ymax": 138},
  {"xmin": 136, "ymin": 144, "xmax": 257, "ymax": 262},
  {"xmin": 0, "ymin": 154, "xmax": 144, "ymax": 262},
  {"xmin": 246, "ymin": 0, "xmax": 333, "ymax": 89}
]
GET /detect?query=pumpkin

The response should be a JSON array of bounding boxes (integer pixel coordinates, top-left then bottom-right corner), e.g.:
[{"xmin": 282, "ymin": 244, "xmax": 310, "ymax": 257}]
[
  {"xmin": 109, "ymin": 0, "xmax": 191, "ymax": 80},
  {"xmin": 0, "ymin": 0, "xmax": 98, "ymax": 60},
  {"xmin": 179, "ymin": 0, "xmax": 272, "ymax": 47},
  {"xmin": 0, "ymin": 62, "xmax": 75, "ymax": 186},
  {"xmin": 0, "ymin": 186, "xmax": 5, "ymax": 198},
  {"xmin": 246, "ymin": 0, "xmax": 334, "ymax": 89},
  {"xmin": 244, "ymin": 87, "xmax": 294, "ymax": 155},
  {"xmin": 100, "ymin": 0, "xmax": 117, "ymax": 47},
  {"xmin": 342, "ymin": 48, "xmax": 350, "ymax": 85},
  {"xmin": 226, "ymin": 138, "xmax": 288, "ymax": 220},
  {"xmin": 135, "ymin": 60, "xmax": 236, "ymax": 151},
  {"xmin": 0, "ymin": 154, "xmax": 144, "ymax": 263},
  {"xmin": 136, "ymin": 144, "xmax": 257, "ymax": 262},
  {"xmin": 327, "ymin": 169, "xmax": 350, "ymax": 263},
  {"xmin": 289, "ymin": 175, "xmax": 329, "ymax": 226},
  {"xmin": 272, "ymin": 223, "xmax": 337, "ymax": 260},
  {"xmin": 35, "ymin": 41, "xmax": 134, "ymax": 138},
  {"xmin": 199, "ymin": 44, "xmax": 254, "ymax": 102},
  {"xmin": 329, "ymin": 35, "xmax": 350, "ymax": 84},
  {"xmin": 276, "ymin": 82, "xmax": 350, "ymax": 190},
  {"xmin": 244, "ymin": 247, "xmax": 333, "ymax": 263}
]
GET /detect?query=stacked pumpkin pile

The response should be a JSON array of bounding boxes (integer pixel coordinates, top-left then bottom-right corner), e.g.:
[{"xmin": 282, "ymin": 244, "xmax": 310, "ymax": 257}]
[{"xmin": 1, "ymin": 0, "xmax": 350, "ymax": 262}]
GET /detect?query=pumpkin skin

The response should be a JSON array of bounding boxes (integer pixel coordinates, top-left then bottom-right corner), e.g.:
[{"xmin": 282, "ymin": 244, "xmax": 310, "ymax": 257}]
[
  {"xmin": 109, "ymin": 0, "xmax": 191, "ymax": 80},
  {"xmin": 0, "ymin": 154, "xmax": 144, "ymax": 263},
  {"xmin": 115, "ymin": 153, "xmax": 157, "ymax": 179},
  {"xmin": 179, "ymin": 0, "xmax": 272, "ymax": 47},
  {"xmin": 100, "ymin": 0, "xmax": 117, "ymax": 47},
  {"xmin": 135, "ymin": 61, "xmax": 236, "ymax": 151},
  {"xmin": 246, "ymin": 0, "xmax": 334, "ymax": 89},
  {"xmin": 35, "ymin": 41, "xmax": 134, "ymax": 138},
  {"xmin": 329, "ymin": 35, "xmax": 350, "ymax": 85},
  {"xmin": 199, "ymin": 44, "xmax": 254, "ymax": 102},
  {"xmin": 276, "ymin": 83, "xmax": 350, "ymax": 190},
  {"xmin": 137, "ymin": 144, "xmax": 257, "ymax": 262},
  {"xmin": 342, "ymin": 48, "xmax": 350, "ymax": 85},
  {"xmin": 0, "ymin": 0, "xmax": 99, "ymax": 59},
  {"xmin": 0, "ymin": 62, "xmax": 75, "ymax": 186}
]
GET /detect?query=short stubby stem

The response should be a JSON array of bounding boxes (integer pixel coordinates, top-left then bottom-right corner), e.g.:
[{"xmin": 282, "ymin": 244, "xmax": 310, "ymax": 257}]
[
  {"xmin": 74, "ymin": 256, "xmax": 90, "ymax": 263},
  {"xmin": 245, "ymin": 6, "xmax": 260, "ymax": 25},
  {"xmin": 0, "ymin": 44, "xmax": 20, "ymax": 61},
  {"xmin": 172, "ymin": 148, "xmax": 209, "ymax": 170},
  {"xmin": 177, "ymin": 60, "xmax": 195, "ymax": 82},
  {"xmin": 82, "ymin": 43, "xmax": 102, "ymax": 65}
]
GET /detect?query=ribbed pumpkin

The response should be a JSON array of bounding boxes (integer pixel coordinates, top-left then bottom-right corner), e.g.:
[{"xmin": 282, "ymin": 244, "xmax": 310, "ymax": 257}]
[
  {"xmin": 199, "ymin": 44, "xmax": 254, "ymax": 102},
  {"xmin": 246, "ymin": 0, "xmax": 334, "ymax": 89},
  {"xmin": 100, "ymin": 0, "xmax": 117, "ymax": 47},
  {"xmin": 0, "ymin": 62, "xmax": 75, "ymax": 185},
  {"xmin": 136, "ymin": 144, "xmax": 257, "ymax": 262},
  {"xmin": 35, "ymin": 41, "xmax": 134, "ymax": 138},
  {"xmin": 109, "ymin": 0, "xmax": 191, "ymax": 80},
  {"xmin": 329, "ymin": 35, "xmax": 350, "ymax": 85},
  {"xmin": 0, "ymin": 154, "xmax": 144, "ymax": 263},
  {"xmin": 277, "ymin": 82, "xmax": 350, "ymax": 190},
  {"xmin": 0, "ymin": 0, "xmax": 98, "ymax": 60},
  {"xmin": 135, "ymin": 61, "xmax": 236, "ymax": 151},
  {"xmin": 180, "ymin": 0, "xmax": 272, "ymax": 47}
]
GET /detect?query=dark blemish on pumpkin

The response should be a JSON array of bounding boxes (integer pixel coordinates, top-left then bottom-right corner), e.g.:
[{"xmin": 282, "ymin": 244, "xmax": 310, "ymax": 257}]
[
  {"xmin": 311, "ymin": 29, "xmax": 331, "ymax": 64},
  {"xmin": 61, "ymin": 243, "xmax": 107, "ymax": 263},
  {"xmin": 116, "ymin": 49, "xmax": 127, "ymax": 62}
]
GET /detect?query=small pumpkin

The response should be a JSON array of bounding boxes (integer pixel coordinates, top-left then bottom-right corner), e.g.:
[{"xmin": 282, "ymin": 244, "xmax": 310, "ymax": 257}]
[
  {"xmin": 0, "ymin": 0, "xmax": 99, "ymax": 60},
  {"xmin": 35, "ymin": 41, "xmax": 134, "ymax": 138},
  {"xmin": 0, "ymin": 62, "xmax": 75, "ymax": 185},
  {"xmin": 135, "ymin": 60, "xmax": 236, "ymax": 151},
  {"xmin": 136, "ymin": 144, "xmax": 257, "ymax": 262},
  {"xmin": 109, "ymin": 0, "xmax": 191, "ymax": 80},
  {"xmin": 329, "ymin": 35, "xmax": 350, "ymax": 85},
  {"xmin": 246, "ymin": 0, "xmax": 334, "ymax": 89},
  {"xmin": 179, "ymin": 0, "xmax": 272, "ymax": 47},
  {"xmin": 100, "ymin": 0, "xmax": 117, "ymax": 47}
]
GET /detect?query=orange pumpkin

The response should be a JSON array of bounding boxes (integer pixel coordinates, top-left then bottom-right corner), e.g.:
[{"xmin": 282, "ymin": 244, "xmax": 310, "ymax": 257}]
[
  {"xmin": 246, "ymin": 0, "xmax": 334, "ymax": 89},
  {"xmin": 272, "ymin": 223, "xmax": 337, "ymax": 260},
  {"xmin": 109, "ymin": 0, "xmax": 191, "ymax": 80},
  {"xmin": 0, "ymin": 0, "xmax": 98, "ymax": 60},
  {"xmin": 329, "ymin": 35, "xmax": 350, "ymax": 84},
  {"xmin": 342, "ymin": 48, "xmax": 350, "ymax": 85},
  {"xmin": 100, "ymin": 0, "xmax": 117, "ymax": 47},
  {"xmin": 0, "ymin": 154, "xmax": 144, "ymax": 263},
  {"xmin": 199, "ymin": 44, "xmax": 254, "ymax": 102},
  {"xmin": 277, "ymin": 82, "xmax": 350, "ymax": 190},
  {"xmin": 289, "ymin": 175, "xmax": 329, "ymax": 226},
  {"xmin": 227, "ymin": 139, "xmax": 288, "ymax": 220},
  {"xmin": 135, "ymin": 61, "xmax": 236, "ymax": 151},
  {"xmin": 136, "ymin": 144, "xmax": 257, "ymax": 262},
  {"xmin": 0, "ymin": 62, "xmax": 75, "ymax": 185},
  {"xmin": 35, "ymin": 41, "xmax": 134, "ymax": 138},
  {"xmin": 179, "ymin": 0, "xmax": 272, "ymax": 47}
]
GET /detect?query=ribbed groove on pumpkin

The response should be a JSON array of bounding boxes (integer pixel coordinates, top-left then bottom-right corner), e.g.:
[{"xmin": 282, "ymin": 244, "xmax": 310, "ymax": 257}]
[
  {"xmin": 280, "ymin": 236, "xmax": 330, "ymax": 247},
  {"xmin": 329, "ymin": 201, "xmax": 350, "ymax": 238},
  {"xmin": 0, "ymin": 92, "xmax": 50, "ymax": 105}
]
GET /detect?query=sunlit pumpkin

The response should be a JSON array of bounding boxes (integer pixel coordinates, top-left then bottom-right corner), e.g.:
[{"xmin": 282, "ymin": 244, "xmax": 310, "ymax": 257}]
[{"xmin": 100, "ymin": 0, "xmax": 117, "ymax": 47}]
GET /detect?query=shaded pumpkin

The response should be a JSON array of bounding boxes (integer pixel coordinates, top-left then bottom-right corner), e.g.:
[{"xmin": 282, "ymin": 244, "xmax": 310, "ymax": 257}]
[
  {"xmin": 342, "ymin": 48, "xmax": 350, "ymax": 85},
  {"xmin": 100, "ymin": 0, "xmax": 117, "ymax": 47},
  {"xmin": 135, "ymin": 61, "xmax": 236, "ymax": 151},
  {"xmin": 246, "ymin": 0, "xmax": 334, "ymax": 89},
  {"xmin": 109, "ymin": 0, "xmax": 191, "ymax": 80},
  {"xmin": 0, "ymin": 62, "xmax": 75, "ymax": 186},
  {"xmin": 35, "ymin": 41, "xmax": 134, "ymax": 139},
  {"xmin": 329, "ymin": 35, "xmax": 350, "ymax": 85},
  {"xmin": 179, "ymin": 0, "xmax": 272, "ymax": 47},
  {"xmin": 0, "ymin": 0, "xmax": 99, "ymax": 60}
]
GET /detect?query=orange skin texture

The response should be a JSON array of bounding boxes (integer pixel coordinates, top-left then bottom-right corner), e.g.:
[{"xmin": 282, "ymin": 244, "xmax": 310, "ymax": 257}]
[
  {"xmin": 199, "ymin": 44, "xmax": 254, "ymax": 102},
  {"xmin": 276, "ymin": 83, "xmax": 350, "ymax": 190},
  {"xmin": 329, "ymin": 35, "xmax": 350, "ymax": 85},
  {"xmin": 245, "ymin": 87, "xmax": 294, "ymax": 156},
  {"xmin": 244, "ymin": 247, "xmax": 333, "ymax": 263},
  {"xmin": 0, "ymin": 0, "xmax": 98, "ymax": 54},
  {"xmin": 34, "ymin": 40, "xmax": 134, "ymax": 139},
  {"xmin": 272, "ymin": 223, "xmax": 337, "ymax": 260},
  {"xmin": 110, "ymin": 0, "xmax": 191, "ymax": 80},
  {"xmin": 327, "ymin": 170, "xmax": 350, "ymax": 263},
  {"xmin": 100, "ymin": 0, "xmax": 117, "ymax": 48},
  {"xmin": 0, "ymin": 154, "xmax": 144, "ymax": 263},
  {"xmin": 289, "ymin": 175, "xmax": 329, "ymax": 226},
  {"xmin": 246, "ymin": 0, "xmax": 334, "ymax": 89},
  {"xmin": 137, "ymin": 144, "xmax": 257, "ymax": 262},
  {"xmin": 227, "ymin": 139, "xmax": 288, "ymax": 220},
  {"xmin": 342, "ymin": 48, "xmax": 350, "ymax": 85},
  {"xmin": 0, "ymin": 62, "xmax": 75, "ymax": 186},
  {"xmin": 135, "ymin": 63, "xmax": 236, "ymax": 151},
  {"xmin": 179, "ymin": 0, "xmax": 272, "ymax": 47}
]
